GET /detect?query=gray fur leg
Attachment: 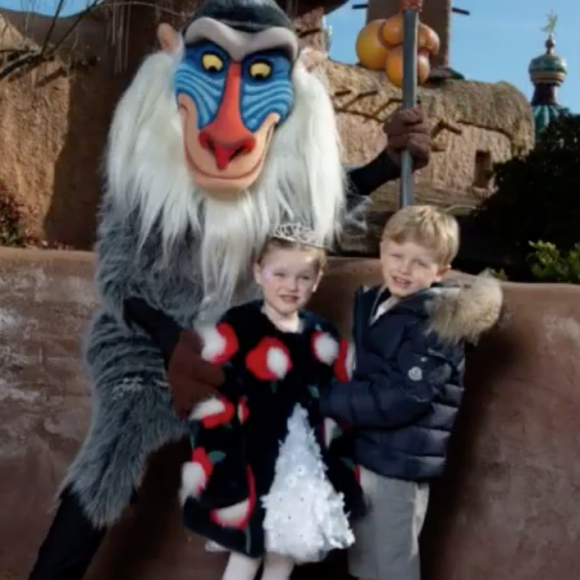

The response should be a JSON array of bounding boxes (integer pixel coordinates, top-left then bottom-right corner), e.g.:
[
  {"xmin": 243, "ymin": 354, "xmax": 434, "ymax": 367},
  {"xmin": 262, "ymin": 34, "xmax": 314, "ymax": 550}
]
[{"xmin": 59, "ymin": 310, "xmax": 188, "ymax": 528}]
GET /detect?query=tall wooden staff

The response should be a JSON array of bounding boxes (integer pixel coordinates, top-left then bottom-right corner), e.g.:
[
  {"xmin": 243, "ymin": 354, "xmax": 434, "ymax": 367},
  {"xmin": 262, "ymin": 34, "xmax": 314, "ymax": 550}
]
[{"xmin": 400, "ymin": 0, "xmax": 422, "ymax": 207}]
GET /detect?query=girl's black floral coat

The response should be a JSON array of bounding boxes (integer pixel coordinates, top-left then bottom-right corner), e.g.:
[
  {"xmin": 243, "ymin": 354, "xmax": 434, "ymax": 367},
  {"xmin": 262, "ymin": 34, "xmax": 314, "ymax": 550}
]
[{"xmin": 180, "ymin": 300, "xmax": 363, "ymax": 558}]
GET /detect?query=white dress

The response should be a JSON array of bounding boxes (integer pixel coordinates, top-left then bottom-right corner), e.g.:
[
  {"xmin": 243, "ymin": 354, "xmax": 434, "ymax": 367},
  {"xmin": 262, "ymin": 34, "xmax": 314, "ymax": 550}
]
[{"xmin": 261, "ymin": 404, "xmax": 355, "ymax": 563}]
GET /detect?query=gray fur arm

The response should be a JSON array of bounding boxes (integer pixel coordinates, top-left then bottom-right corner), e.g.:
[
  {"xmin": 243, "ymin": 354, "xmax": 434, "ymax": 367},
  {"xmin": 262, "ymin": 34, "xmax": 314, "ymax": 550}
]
[
  {"xmin": 84, "ymin": 309, "xmax": 167, "ymax": 389},
  {"xmin": 92, "ymin": 198, "xmax": 141, "ymax": 318},
  {"xmin": 65, "ymin": 199, "xmax": 202, "ymax": 525},
  {"xmin": 65, "ymin": 309, "xmax": 187, "ymax": 527},
  {"xmin": 92, "ymin": 197, "xmax": 204, "ymax": 329},
  {"xmin": 345, "ymin": 151, "xmax": 400, "ymax": 199}
]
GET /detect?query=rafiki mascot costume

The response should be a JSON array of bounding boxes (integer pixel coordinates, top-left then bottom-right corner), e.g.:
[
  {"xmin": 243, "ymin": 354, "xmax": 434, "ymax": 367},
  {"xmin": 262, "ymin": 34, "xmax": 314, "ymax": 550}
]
[{"xmin": 27, "ymin": 0, "xmax": 432, "ymax": 578}]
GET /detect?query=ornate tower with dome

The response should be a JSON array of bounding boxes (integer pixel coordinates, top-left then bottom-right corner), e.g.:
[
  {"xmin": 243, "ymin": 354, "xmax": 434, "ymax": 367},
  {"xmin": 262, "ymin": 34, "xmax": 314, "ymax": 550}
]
[{"xmin": 528, "ymin": 20, "xmax": 569, "ymax": 140}]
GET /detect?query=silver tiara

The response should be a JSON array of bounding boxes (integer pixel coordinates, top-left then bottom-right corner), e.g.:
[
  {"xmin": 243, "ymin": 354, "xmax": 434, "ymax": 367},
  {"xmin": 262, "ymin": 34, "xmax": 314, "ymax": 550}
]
[{"xmin": 271, "ymin": 222, "xmax": 329, "ymax": 249}]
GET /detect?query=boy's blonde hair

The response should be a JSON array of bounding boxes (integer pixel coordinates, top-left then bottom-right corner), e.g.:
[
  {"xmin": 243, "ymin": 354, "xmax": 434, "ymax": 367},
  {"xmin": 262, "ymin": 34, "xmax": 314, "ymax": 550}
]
[
  {"xmin": 257, "ymin": 237, "xmax": 328, "ymax": 271},
  {"xmin": 382, "ymin": 205, "xmax": 460, "ymax": 265}
]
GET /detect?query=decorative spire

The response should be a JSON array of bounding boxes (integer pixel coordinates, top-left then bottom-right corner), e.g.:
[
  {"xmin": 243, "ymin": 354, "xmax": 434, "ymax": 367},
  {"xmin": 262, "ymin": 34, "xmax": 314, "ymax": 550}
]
[
  {"xmin": 528, "ymin": 12, "xmax": 569, "ymax": 140},
  {"xmin": 529, "ymin": 12, "xmax": 567, "ymax": 88}
]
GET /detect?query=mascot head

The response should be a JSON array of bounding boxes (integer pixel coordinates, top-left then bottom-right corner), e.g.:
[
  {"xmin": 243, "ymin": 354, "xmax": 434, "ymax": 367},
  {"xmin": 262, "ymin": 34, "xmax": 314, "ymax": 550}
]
[
  {"xmin": 106, "ymin": 0, "xmax": 345, "ymax": 316},
  {"xmin": 167, "ymin": 0, "xmax": 299, "ymax": 194}
]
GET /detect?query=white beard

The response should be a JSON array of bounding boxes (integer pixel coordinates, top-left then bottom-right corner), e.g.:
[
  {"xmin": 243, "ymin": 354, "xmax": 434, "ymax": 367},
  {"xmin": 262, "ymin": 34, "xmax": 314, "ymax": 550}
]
[{"xmin": 198, "ymin": 193, "xmax": 269, "ymax": 321}]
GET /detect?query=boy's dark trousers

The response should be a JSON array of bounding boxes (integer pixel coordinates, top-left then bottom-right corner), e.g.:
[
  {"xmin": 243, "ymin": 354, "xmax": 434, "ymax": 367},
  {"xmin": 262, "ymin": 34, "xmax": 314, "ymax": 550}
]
[{"xmin": 27, "ymin": 487, "xmax": 107, "ymax": 580}]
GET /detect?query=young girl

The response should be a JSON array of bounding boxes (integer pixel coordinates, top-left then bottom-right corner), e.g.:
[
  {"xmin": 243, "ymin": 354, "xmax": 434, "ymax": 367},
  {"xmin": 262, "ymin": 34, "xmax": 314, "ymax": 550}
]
[{"xmin": 179, "ymin": 223, "xmax": 363, "ymax": 580}]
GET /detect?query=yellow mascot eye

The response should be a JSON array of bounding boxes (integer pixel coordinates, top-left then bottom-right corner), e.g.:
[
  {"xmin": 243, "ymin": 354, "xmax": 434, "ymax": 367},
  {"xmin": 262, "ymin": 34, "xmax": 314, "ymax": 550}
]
[
  {"xmin": 201, "ymin": 53, "xmax": 224, "ymax": 72},
  {"xmin": 248, "ymin": 61, "xmax": 272, "ymax": 80}
]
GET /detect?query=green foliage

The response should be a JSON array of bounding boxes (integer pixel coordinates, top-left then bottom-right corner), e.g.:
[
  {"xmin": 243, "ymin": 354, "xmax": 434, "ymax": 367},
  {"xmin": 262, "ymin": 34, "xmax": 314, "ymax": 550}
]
[
  {"xmin": 0, "ymin": 183, "xmax": 27, "ymax": 247},
  {"xmin": 489, "ymin": 268, "xmax": 509, "ymax": 281},
  {"xmin": 527, "ymin": 240, "xmax": 580, "ymax": 284},
  {"xmin": 470, "ymin": 113, "xmax": 580, "ymax": 255}
]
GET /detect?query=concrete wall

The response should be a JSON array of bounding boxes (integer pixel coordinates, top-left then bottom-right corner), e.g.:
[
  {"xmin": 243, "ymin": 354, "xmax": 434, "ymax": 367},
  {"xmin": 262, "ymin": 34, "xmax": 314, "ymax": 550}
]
[{"xmin": 1, "ymin": 248, "xmax": 580, "ymax": 579}]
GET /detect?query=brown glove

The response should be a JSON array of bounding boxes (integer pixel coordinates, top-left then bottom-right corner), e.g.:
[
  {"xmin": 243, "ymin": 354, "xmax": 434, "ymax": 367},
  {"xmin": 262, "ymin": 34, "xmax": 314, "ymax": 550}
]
[
  {"xmin": 123, "ymin": 297, "xmax": 225, "ymax": 419},
  {"xmin": 167, "ymin": 330, "xmax": 225, "ymax": 418},
  {"xmin": 384, "ymin": 107, "xmax": 432, "ymax": 170}
]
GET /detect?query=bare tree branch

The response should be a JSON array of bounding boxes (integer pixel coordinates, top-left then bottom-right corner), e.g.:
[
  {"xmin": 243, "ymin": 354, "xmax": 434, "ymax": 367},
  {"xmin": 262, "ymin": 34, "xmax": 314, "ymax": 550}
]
[
  {"xmin": 0, "ymin": 49, "xmax": 45, "ymax": 81},
  {"xmin": 0, "ymin": 0, "xmax": 184, "ymax": 83},
  {"xmin": 40, "ymin": 0, "xmax": 68, "ymax": 55},
  {"xmin": 0, "ymin": 47, "xmax": 32, "ymax": 54}
]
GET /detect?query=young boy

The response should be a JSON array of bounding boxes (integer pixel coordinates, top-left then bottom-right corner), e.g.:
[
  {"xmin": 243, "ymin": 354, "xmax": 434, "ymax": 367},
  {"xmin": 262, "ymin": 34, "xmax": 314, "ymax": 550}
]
[{"xmin": 319, "ymin": 205, "xmax": 503, "ymax": 580}]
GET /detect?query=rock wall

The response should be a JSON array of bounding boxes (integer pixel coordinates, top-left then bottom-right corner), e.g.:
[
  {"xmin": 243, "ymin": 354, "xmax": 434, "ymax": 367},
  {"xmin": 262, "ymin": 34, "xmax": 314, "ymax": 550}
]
[
  {"xmin": 336, "ymin": 112, "xmax": 514, "ymax": 212},
  {"xmin": 322, "ymin": 59, "xmax": 534, "ymax": 216},
  {"xmin": 1, "ymin": 248, "xmax": 580, "ymax": 580},
  {"xmin": 0, "ymin": 8, "xmax": 156, "ymax": 249}
]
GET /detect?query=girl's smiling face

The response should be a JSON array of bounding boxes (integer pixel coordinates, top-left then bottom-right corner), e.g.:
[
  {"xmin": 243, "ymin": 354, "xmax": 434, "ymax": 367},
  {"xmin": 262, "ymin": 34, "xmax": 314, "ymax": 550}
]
[{"xmin": 254, "ymin": 245, "xmax": 323, "ymax": 324}]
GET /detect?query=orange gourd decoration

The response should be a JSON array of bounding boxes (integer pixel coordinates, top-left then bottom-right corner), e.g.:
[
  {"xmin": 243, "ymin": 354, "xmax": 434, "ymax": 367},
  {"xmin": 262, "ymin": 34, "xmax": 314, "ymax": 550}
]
[
  {"xmin": 355, "ymin": 19, "xmax": 390, "ymax": 71},
  {"xmin": 418, "ymin": 22, "xmax": 440, "ymax": 55},
  {"xmin": 381, "ymin": 13, "xmax": 404, "ymax": 47},
  {"xmin": 355, "ymin": 8, "xmax": 440, "ymax": 89},
  {"xmin": 385, "ymin": 46, "xmax": 430, "ymax": 88},
  {"xmin": 382, "ymin": 14, "xmax": 440, "ymax": 88}
]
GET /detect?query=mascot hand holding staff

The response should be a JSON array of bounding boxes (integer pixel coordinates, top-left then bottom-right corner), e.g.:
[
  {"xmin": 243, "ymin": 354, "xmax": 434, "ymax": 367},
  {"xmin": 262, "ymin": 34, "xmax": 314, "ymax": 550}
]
[{"xmin": 27, "ymin": 0, "xmax": 432, "ymax": 578}]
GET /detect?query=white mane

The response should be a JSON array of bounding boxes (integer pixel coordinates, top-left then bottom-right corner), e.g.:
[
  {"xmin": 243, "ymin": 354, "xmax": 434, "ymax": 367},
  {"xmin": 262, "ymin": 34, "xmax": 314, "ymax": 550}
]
[{"xmin": 105, "ymin": 39, "xmax": 346, "ymax": 317}]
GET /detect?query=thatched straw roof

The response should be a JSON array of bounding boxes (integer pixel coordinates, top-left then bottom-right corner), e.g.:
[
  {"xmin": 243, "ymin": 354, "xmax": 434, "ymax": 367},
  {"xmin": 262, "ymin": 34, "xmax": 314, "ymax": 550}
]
[{"xmin": 323, "ymin": 60, "xmax": 534, "ymax": 155}]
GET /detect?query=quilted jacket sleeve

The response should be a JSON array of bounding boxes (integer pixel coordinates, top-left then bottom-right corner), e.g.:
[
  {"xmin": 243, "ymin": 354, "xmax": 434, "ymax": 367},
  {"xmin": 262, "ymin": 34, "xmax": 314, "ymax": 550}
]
[{"xmin": 319, "ymin": 330, "xmax": 455, "ymax": 429}]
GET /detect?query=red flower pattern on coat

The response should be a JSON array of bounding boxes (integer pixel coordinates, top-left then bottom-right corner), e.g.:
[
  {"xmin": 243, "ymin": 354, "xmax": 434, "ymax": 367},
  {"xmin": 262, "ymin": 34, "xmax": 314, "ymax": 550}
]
[
  {"xmin": 245, "ymin": 337, "xmax": 292, "ymax": 381},
  {"xmin": 237, "ymin": 396, "xmax": 250, "ymax": 424},
  {"xmin": 333, "ymin": 339, "xmax": 350, "ymax": 382},
  {"xmin": 192, "ymin": 447, "xmax": 214, "ymax": 477},
  {"xmin": 181, "ymin": 447, "xmax": 214, "ymax": 497},
  {"xmin": 210, "ymin": 466, "xmax": 257, "ymax": 529},
  {"xmin": 191, "ymin": 397, "xmax": 236, "ymax": 429},
  {"xmin": 201, "ymin": 322, "xmax": 239, "ymax": 365},
  {"xmin": 215, "ymin": 322, "xmax": 239, "ymax": 364}
]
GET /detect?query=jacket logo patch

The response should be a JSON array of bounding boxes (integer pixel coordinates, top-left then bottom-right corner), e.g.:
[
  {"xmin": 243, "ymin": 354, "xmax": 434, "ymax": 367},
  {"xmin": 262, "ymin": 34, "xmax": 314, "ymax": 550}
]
[{"xmin": 408, "ymin": 366, "xmax": 423, "ymax": 381}]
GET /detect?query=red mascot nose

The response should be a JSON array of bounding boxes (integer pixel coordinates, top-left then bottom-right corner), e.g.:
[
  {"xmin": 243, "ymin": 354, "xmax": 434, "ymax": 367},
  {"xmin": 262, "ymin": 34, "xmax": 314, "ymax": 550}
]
[
  {"xmin": 198, "ymin": 63, "xmax": 257, "ymax": 171},
  {"xmin": 198, "ymin": 132, "xmax": 256, "ymax": 170}
]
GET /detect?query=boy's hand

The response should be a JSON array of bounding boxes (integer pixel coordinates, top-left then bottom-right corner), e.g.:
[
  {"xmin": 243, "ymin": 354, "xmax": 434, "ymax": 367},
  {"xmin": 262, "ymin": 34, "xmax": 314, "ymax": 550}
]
[{"xmin": 124, "ymin": 297, "xmax": 225, "ymax": 418}]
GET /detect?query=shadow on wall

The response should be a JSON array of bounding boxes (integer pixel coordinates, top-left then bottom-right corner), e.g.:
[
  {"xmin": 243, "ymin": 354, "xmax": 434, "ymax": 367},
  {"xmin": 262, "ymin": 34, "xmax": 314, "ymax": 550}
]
[
  {"xmin": 44, "ymin": 59, "xmax": 119, "ymax": 248},
  {"xmin": 45, "ymin": 10, "xmax": 159, "ymax": 248}
]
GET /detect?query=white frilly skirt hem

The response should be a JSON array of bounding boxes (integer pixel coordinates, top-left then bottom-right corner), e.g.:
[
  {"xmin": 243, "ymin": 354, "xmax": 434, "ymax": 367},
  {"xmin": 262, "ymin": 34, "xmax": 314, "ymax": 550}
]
[{"xmin": 261, "ymin": 404, "xmax": 355, "ymax": 564}]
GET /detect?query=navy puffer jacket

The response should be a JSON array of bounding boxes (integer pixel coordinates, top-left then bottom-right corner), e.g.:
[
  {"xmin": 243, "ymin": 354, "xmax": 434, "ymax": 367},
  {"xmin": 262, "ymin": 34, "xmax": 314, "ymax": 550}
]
[{"xmin": 320, "ymin": 275, "xmax": 502, "ymax": 481}]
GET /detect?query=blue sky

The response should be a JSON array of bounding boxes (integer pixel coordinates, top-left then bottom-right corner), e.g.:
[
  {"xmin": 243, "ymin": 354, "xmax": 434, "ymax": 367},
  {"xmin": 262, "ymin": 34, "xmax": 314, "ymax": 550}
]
[
  {"xmin": 1, "ymin": 0, "xmax": 577, "ymax": 111},
  {"xmin": 326, "ymin": 0, "xmax": 578, "ymax": 111}
]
